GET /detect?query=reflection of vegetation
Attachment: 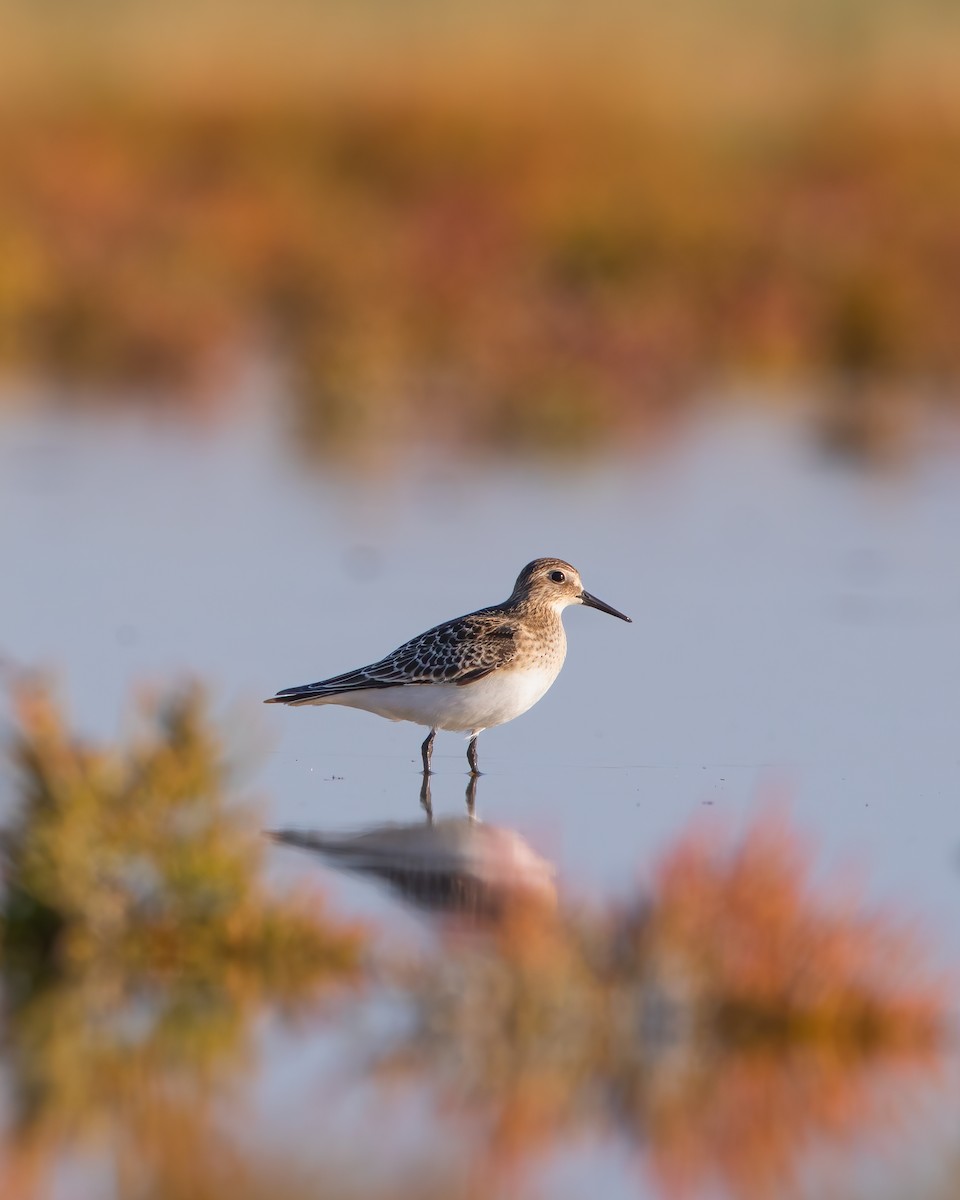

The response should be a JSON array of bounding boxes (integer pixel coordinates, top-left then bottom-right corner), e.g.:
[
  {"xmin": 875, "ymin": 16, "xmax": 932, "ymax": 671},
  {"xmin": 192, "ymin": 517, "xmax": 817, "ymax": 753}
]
[
  {"xmin": 1, "ymin": 971, "xmax": 250, "ymax": 1196},
  {"xmin": 0, "ymin": 682, "xmax": 951, "ymax": 1198},
  {"xmin": 0, "ymin": 4, "xmax": 958, "ymax": 459},
  {"xmin": 0, "ymin": 681, "xmax": 365, "ymax": 1199},
  {"xmin": 391, "ymin": 818, "xmax": 945, "ymax": 1195}
]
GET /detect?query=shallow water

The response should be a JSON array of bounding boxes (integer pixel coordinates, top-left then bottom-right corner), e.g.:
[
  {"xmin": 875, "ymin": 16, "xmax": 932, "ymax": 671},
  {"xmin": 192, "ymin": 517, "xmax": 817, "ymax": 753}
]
[{"xmin": 2, "ymin": 384, "xmax": 960, "ymax": 1197}]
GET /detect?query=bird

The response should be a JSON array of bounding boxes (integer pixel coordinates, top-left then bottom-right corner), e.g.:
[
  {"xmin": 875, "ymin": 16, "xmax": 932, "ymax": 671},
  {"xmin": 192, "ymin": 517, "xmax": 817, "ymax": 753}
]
[{"xmin": 264, "ymin": 557, "xmax": 631, "ymax": 776}]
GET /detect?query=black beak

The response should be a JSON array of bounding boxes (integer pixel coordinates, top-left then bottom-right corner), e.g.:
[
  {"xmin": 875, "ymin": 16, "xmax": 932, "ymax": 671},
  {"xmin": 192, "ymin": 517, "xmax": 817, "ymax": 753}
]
[{"xmin": 580, "ymin": 590, "xmax": 632, "ymax": 623}]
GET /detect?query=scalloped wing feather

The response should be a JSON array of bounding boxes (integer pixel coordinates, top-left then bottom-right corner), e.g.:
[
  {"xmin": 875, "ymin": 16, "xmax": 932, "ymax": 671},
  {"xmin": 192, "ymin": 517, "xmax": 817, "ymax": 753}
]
[{"xmin": 269, "ymin": 611, "xmax": 518, "ymax": 702}]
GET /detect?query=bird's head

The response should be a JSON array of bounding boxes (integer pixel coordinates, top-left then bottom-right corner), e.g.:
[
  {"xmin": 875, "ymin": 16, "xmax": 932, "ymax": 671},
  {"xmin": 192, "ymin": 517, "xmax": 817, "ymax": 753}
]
[{"xmin": 510, "ymin": 558, "xmax": 632, "ymax": 621}]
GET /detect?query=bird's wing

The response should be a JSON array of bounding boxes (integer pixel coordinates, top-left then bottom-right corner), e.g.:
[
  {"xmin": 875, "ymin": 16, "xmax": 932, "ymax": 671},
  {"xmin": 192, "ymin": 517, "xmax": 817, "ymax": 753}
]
[
  {"xmin": 385, "ymin": 611, "xmax": 519, "ymax": 686},
  {"xmin": 267, "ymin": 611, "xmax": 518, "ymax": 702}
]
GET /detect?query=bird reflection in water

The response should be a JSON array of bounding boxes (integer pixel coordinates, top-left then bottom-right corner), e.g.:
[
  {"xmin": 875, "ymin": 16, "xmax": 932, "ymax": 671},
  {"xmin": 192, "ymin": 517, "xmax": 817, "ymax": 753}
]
[
  {"xmin": 421, "ymin": 770, "xmax": 476, "ymax": 819},
  {"xmin": 271, "ymin": 777, "xmax": 555, "ymax": 922}
]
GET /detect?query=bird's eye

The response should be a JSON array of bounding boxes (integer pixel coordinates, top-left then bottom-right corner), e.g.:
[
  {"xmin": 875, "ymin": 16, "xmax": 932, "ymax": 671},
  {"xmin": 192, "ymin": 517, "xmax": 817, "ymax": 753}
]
[{"xmin": 549, "ymin": 570, "xmax": 566, "ymax": 583}]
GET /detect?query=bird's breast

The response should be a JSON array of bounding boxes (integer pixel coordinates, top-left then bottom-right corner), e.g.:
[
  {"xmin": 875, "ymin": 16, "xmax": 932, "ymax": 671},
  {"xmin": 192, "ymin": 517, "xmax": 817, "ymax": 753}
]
[{"xmin": 450, "ymin": 660, "xmax": 561, "ymax": 730}]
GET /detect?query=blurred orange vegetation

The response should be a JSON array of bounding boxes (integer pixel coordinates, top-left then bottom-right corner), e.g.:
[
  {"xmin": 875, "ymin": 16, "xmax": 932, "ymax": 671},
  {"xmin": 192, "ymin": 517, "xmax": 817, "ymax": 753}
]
[
  {"xmin": 395, "ymin": 816, "xmax": 947, "ymax": 1197},
  {"xmin": 0, "ymin": 2, "xmax": 958, "ymax": 455},
  {"xmin": 642, "ymin": 819, "xmax": 947, "ymax": 1197},
  {"xmin": 649, "ymin": 818, "xmax": 944, "ymax": 1043}
]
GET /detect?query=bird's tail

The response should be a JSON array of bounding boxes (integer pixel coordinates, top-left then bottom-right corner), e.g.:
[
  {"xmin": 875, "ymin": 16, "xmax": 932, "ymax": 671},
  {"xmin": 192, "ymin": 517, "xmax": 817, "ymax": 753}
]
[
  {"xmin": 264, "ymin": 686, "xmax": 330, "ymax": 707},
  {"xmin": 265, "ymin": 667, "xmax": 384, "ymax": 706}
]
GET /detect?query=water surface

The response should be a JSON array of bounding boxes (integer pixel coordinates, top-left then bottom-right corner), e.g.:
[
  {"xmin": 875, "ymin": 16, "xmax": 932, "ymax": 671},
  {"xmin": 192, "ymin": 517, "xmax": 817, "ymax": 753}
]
[{"xmin": 2, "ymin": 388, "xmax": 960, "ymax": 1197}]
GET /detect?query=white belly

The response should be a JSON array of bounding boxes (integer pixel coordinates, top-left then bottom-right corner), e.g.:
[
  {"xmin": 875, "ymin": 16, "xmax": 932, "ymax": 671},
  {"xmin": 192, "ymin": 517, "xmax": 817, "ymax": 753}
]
[{"xmin": 307, "ymin": 664, "xmax": 561, "ymax": 732}]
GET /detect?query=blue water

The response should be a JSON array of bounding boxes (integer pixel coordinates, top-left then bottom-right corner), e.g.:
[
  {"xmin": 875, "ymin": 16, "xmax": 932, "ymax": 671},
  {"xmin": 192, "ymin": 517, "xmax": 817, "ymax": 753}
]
[{"xmin": 2, "ymin": 381, "xmax": 960, "ymax": 1197}]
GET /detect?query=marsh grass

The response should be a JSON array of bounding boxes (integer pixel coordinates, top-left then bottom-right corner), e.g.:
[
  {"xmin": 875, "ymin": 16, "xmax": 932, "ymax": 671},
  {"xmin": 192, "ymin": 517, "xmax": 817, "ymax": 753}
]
[
  {"xmin": 2, "ymin": 680, "xmax": 363, "ymax": 980},
  {"xmin": 1, "ymin": 3, "xmax": 958, "ymax": 459},
  {"xmin": 0, "ymin": 680, "xmax": 367, "ymax": 1199}
]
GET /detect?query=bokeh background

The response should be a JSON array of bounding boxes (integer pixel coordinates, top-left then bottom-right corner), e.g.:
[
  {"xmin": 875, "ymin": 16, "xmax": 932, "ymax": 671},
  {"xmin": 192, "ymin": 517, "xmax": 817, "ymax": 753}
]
[
  {"xmin": 2, "ymin": 2, "xmax": 960, "ymax": 1198},
  {"xmin": 3, "ymin": 0, "xmax": 960, "ymax": 460}
]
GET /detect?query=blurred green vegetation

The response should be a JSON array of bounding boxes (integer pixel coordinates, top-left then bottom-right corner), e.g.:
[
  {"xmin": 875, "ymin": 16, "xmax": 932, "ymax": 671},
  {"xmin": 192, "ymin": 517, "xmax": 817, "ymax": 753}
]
[
  {"xmin": 0, "ymin": 680, "xmax": 371, "ymax": 1197},
  {"xmin": 0, "ymin": 2, "xmax": 957, "ymax": 458},
  {"xmin": 2, "ymin": 681, "xmax": 363, "ymax": 977}
]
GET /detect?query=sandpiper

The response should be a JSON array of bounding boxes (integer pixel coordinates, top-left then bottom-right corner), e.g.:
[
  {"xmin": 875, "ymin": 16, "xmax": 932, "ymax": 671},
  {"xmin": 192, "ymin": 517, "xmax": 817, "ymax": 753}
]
[{"xmin": 265, "ymin": 557, "xmax": 631, "ymax": 775}]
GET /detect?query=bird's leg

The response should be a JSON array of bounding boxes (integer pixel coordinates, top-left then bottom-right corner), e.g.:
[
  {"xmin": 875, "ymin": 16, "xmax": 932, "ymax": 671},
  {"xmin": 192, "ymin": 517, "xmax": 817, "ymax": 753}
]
[
  {"xmin": 465, "ymin": 773, "xmax": 478, "ymax": 818},
  {"xmin": 420, "ymin": 774, "xmax": 434, "ymax": 822},
  {"xmin": 466, "ymin": 734, "xmax": 481, "ymax": 777},
  {"xmin": 420, "ymin": 728, "xmax": 436, "ymax": 775}
]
